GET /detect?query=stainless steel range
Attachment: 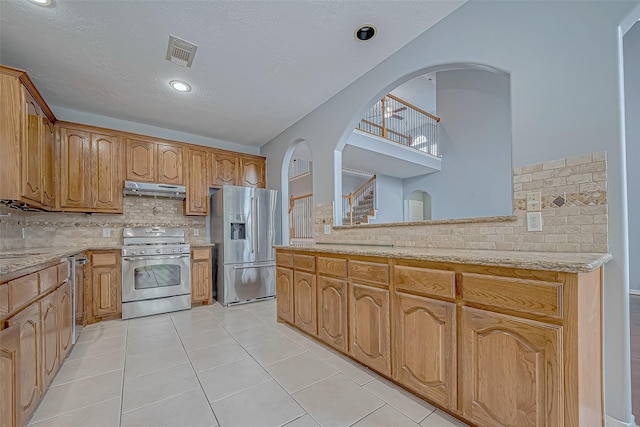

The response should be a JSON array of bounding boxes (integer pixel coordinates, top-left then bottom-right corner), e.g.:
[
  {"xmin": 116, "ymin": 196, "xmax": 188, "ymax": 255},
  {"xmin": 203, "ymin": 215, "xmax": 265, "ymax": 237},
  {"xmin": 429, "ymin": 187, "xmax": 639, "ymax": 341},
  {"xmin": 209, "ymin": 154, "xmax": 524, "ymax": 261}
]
[{"xmin": 121, "ymin": 227, "xmax": 191, "ymax": 319}]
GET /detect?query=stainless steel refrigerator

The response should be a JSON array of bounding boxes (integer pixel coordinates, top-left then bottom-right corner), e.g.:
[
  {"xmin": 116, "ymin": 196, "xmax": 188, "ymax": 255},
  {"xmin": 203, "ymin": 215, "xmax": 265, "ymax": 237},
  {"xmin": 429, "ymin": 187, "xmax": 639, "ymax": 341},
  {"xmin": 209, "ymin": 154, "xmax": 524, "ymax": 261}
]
[{"xmin": 210, "ymin": 185, "xmax": 281, "ymax": 306}]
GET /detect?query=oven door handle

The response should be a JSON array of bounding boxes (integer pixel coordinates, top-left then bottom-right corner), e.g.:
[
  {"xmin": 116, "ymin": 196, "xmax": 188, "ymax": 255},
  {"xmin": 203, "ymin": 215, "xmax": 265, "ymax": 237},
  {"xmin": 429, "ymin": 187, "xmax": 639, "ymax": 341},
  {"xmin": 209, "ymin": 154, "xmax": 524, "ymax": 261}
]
[{"xmin": 122, "ymin": 255, "xmax": 190, "ymax": 261}]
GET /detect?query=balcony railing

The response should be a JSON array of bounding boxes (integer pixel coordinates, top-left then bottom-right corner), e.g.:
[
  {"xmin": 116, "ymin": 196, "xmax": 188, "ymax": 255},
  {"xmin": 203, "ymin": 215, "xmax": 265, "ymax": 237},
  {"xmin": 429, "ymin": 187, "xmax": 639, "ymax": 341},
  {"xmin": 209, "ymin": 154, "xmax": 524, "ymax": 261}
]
[
  {"xmin": 342, "ymin": 174, "xmax": 376, "ymax": 225},
  {"xmin": 356, "ymin": 94, "xmax": 441, "ymax": 157},
  {"xmin": 289, "ymin": 193, "xmax": 313, "ymax": 239}
]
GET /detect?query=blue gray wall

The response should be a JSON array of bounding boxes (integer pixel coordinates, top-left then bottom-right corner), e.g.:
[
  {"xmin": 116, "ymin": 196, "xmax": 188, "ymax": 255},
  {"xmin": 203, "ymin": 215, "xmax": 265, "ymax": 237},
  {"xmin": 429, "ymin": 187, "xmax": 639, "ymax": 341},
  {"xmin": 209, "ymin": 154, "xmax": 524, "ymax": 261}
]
[
  {"xmin": 373, "ymin": 174, "xmax": 404, "ymax": 223},
  {"xmin": 404, "ymin": 68, "xmax": 511, "ymax": 220},
  {"xmin": 625, "ymin": 22, "xmax": 640, "ymax": 293},
  {"xmin": 261, "ymin": 1, "xmax": 639, "ymax": 424}
]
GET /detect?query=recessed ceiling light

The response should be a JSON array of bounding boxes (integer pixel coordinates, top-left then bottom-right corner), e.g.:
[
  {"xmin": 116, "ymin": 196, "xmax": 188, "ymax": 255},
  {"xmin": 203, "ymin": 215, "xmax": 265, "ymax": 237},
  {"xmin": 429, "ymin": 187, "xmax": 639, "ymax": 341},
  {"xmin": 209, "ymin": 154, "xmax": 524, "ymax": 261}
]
[
  {"xmin": 354, "ymin": 24, "xmax": 377, "ymax": 42},
  {"xmin": 169, "ymin": 80, "xmax": 191, "ymax": 92},
  {"xmin": 28, "ymin": 0, "xmax": 52, "ymax": 5}
]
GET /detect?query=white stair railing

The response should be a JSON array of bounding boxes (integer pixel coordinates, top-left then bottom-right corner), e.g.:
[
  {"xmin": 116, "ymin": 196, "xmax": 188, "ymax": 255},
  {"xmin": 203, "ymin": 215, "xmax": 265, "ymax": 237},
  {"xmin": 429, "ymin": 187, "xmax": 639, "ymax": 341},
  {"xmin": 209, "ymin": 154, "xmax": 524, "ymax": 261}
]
[{"xmin": 289, "ymin": 193, "xmax": 313, "ymax": 239}]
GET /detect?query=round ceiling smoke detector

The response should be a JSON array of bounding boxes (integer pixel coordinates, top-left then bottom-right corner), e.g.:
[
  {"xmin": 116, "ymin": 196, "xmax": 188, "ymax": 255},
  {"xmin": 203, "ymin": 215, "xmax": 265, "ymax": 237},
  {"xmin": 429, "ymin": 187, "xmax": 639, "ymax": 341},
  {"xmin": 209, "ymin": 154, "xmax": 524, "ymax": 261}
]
[
  {"xmin": 169, "ymin": 80, "xmax": 191, "ymax": 92},
  {"xmin": 354, "ymin": 24, "xmax": 377, "ymax": 42}
]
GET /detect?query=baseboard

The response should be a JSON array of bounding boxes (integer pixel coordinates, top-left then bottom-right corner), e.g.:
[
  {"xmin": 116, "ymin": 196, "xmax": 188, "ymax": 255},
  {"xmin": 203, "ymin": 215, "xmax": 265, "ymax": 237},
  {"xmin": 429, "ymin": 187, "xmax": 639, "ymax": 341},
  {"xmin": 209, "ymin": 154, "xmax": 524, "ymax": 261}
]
[{"xmin": 605, "ymin": 414, "xmax": 637, "ymax": 427}]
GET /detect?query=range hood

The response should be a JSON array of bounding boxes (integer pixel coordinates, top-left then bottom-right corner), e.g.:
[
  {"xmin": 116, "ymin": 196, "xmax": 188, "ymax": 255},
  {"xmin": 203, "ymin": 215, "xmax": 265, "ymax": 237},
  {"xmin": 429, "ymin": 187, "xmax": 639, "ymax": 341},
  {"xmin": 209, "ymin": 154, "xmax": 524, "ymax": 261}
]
[{"xmin": 123, "ymin": 181, "xmax": 187, "ymax": 199}]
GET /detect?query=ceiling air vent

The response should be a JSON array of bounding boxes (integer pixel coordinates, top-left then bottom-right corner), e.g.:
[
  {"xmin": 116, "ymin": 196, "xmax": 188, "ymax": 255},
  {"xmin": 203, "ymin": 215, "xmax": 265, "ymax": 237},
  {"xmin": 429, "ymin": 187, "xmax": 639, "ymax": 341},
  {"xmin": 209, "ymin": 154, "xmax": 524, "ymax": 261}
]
[{"xmin": 166, "ymin": 35, "xmax": 198, "ymax": 67}]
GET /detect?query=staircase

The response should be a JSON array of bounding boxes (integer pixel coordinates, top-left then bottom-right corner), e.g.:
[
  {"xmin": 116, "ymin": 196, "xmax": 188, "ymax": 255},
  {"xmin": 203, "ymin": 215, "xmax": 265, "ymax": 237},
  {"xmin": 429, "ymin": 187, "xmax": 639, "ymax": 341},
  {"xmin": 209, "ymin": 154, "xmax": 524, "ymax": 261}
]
[
  {"xmin": 344, "ymin": 189, "xmax": 375, "ymax": 224},
  {"xmin": 342, "ymin": 175, "xmax": 377, "ymax": 225}
]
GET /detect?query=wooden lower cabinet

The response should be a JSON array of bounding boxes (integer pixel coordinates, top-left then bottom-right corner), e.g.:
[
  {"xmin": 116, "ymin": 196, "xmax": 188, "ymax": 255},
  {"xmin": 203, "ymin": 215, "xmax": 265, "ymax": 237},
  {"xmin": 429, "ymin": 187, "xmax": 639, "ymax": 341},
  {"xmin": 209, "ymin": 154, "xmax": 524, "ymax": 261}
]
[
  {"xmin": 57, "ymin": 281, "xmax": 73, "ymax": 361},
  {"xmin": 40, "ymin": 291, "xmax": 59, "ymax": 390},
  {"xmin": 7, "ymin": 303, "xmax": 41, "ymax": 427},
  {"xmin": 294, "ymin": 271, "xmax": 316, "ymax": 335},
  {"xmin": 0, "ymin": 325, "xmax": 20, "ymax": 427},
  {"xmin": 393, "ymin": 292, "xmax": 456, "ymax": 409},
  {"xmin": 86, "ymin": 251, "xmax": 121, "ymax": 323},
  {"xmin": 349, "ymin": 282, "xmax": 390, "ymax": 376},
  {"xmin": 191, "ymin": 247, "xmax": 212, "ymax": 305},
  {"xmin": 317, "ymin": 275, "xmax": 348, "ymax": 352},
  {"xmin": 276, "ymin": 267, "xmax": 294, "ymax": 323},
  {"xmin": 460, "ymin": 306, "xmax": 563, "ymax": 427}
]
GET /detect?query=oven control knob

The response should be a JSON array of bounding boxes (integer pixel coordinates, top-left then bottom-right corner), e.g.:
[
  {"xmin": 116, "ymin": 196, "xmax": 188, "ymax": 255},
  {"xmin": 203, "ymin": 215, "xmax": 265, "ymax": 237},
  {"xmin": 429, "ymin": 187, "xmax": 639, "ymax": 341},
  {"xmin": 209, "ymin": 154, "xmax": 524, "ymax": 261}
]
[
  {"xmin": 172, "ymin": 248, "xmax": 177, "ymax": 253},
  {"xmin": 138, "ymin": 250, "xmax": 145, "ymax": 255},
  {"xmin": 156, "ymin": 249, "xmax": 161, "ymax": 254}
]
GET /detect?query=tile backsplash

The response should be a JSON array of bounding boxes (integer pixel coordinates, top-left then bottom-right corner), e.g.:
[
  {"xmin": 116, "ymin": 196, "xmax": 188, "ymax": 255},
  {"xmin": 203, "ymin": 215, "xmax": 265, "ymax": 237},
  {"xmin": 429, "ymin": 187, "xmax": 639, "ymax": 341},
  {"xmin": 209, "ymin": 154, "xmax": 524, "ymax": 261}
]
[
  {"xmin": 0, "ymin": 197, "xmax": 206, "ymax": 250},
  {"xmin": 314, "ymin": 151, "xmax": 608, "ymax": 253}
]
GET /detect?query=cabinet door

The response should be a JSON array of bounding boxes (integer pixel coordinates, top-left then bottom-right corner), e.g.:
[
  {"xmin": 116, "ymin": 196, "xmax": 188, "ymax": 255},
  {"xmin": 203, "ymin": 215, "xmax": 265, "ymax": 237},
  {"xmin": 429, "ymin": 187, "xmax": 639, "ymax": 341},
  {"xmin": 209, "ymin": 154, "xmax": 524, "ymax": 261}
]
[
  {"xmin": 317, "ymin": 275, "xmax": 348, "ymax": 352},
  {"xmin": 92, "ymin": 133, "xmax": 123, "ymax": 212},
  {"xmin": 186, "ymin": 148, "xmax": 209, "ymax": 215},
  {"xmin": 125, "ymin": 138, "xmax": 155, "ymax": 182},
  {"xmin": 59, "ymin": 127, "xmax": 92, "ymax": 209},
  {"xmin": 393, "ymin": 292, "xmax": 456, "ymax": 410},
  {"xmin": 7, "ymin": 303, "xmax": 41, "ymax": 427},
  {"xmin": 57, "ymin": 281, "xmax": 73, "ymax": 361},
  {"xmin": 294, "ymin": 270, "xmax": 317, "ymax": 336},
  {"xmin": 40, "ymin": 292, "xmax": 59, "ymax": 390},
  {"xmin": 22, "ymin": 94, "xmax": 42, "ymax": 203},
  {"xmin": 239, "ymin": 157, "xmax": 265, "ymax": 188},
  {"xmin": 191, "ymin": 260, "xmax": 211, "ymax": 304},
  {"xmin": 157, "ymin": 143, "xmax": 184, "ymax": 185},
  {"xmin": 276, "ymin": 267, "xmax": 294, "ymax": 323},
  {"xmin": 460, "ymin": 306, "xmax": 563, "ymax": 427},
  {"xmin": 0, "ymin": 325, "xmax": 20, "ymax": 427},
  {"xmin": 92, "ymin": 265, "xmax": 121, "ymax": 318},
  {"xmin": 41, "ymin": 117, "xmax": 56, "ymax": 207},
  {"xmin": 211, "ymin": 152, "xmax": 239, "ymax": 187},
  {"xmin": 349, "ymin": 283, "xmax": 390, "ymax": 376}
]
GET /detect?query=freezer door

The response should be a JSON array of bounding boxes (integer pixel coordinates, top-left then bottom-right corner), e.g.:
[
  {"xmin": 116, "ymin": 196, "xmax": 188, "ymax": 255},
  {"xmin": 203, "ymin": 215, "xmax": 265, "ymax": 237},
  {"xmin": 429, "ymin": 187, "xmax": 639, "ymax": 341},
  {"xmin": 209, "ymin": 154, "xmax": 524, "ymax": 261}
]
[
  {"xmin": 221, "ymin": 263, "xmax": 276, "ymax": 305},
  {"xmin": 222, "ymin": 186, "xmax": 255, "ymax": 264},
  {"xmin": 253, "ymin": 188, "xmax": 279, "ymax": 262}
]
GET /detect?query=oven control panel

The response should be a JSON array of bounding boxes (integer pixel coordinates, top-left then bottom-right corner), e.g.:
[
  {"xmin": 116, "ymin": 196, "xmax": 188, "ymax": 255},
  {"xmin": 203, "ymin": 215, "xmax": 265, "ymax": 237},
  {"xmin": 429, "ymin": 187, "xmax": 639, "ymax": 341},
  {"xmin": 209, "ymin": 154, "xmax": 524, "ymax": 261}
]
[{"xmin": 122, "ymin": 245, "xmax": 190, "ymax": 257}]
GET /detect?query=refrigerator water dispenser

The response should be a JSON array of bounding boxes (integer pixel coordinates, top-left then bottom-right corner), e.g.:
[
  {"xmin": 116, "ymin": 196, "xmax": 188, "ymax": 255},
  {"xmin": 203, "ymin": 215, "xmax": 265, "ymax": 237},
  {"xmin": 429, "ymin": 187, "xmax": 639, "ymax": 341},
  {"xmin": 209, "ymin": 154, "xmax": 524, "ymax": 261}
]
[{"xmin": 230, "ymin": 223, "xmax": 245, "ymax": 240}]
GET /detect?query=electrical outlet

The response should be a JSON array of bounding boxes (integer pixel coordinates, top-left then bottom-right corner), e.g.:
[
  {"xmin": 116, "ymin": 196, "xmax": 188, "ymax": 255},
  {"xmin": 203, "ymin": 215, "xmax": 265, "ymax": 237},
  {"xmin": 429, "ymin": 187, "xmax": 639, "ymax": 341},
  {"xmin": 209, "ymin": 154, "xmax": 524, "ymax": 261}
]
[
  {"xmin": 193, "ymin": 228, "xmax": 199, "ymax": 236},
  {"xmin": 527, "ymin": 192, "xmax": 541, "ymax": 211},
  {"xmin": 324, "ymin": 224, "xmax": 331, "ymax": 235},
  {"xmin": 102, "ymin": 227, "xmax": 111, "ymax": 238},
  {"xmin": 526, "ymin": 212, "xmax": 543, "ymax": 232}
]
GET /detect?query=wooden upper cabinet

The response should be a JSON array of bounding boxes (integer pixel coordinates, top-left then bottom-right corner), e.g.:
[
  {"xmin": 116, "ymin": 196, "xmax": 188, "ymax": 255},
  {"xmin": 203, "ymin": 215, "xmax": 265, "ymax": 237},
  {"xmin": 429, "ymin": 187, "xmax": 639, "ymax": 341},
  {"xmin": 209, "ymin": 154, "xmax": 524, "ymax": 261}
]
[
  {"xmin": 58, "ymin": 124, "xmax": 123, "ymax": 213},
  {"xmin": 58, "ymin": 126, "xmax": 91, "ymax": 210},
  {"xmin": 239, "ymin": 156, "xmax": 266, "ymax": 188},
  {"xmin": 125, "ymin": 138, "xmax": 155, "ymax": 182},
  {"xmin": 211, "ymin": 151, "xmax": 240, "ymax": 187},
  {"xmin": 41, "ymin": 117, "xmax": 56, "ymax": 207},
  {"xmin": 125, "ymin": 138, "xmax": 184, "ymax": 185},
  {"xmin": 0, "ymin": 67, "xmax": 56, "ymax": 210},
  {"xmin": 157, "ymin": 143, "xmax": 184, "ymax": 185},
  {"xmin": 22, "ymin": 94, "xmax": 43, "ymax": 204},
  {"xmin": 185, "ymin": 147, "xmax": 209, "ymax": 215},
  {"xmin": 460, "ymin": 306, "xmax": 563, "ymax": 427},
  {"xmin": 92, "ymin": 133, "xmax": 122, "ymax": 212}
]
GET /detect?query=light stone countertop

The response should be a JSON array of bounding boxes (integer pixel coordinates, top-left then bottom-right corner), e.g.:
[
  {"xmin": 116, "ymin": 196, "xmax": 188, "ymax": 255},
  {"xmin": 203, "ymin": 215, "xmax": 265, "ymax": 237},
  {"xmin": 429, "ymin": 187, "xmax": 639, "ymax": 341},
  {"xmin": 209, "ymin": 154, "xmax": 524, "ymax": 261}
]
[
  {"xmin": 334, "ymin": 214, "xmax": 518, "ymax": 229},
  {"xmin": 274, "ymin": 244, "xmax": 611, "ymax": 273},
  {"xmin": 0, "ymin": 245, "xmax": 122, "ymax": 277}
]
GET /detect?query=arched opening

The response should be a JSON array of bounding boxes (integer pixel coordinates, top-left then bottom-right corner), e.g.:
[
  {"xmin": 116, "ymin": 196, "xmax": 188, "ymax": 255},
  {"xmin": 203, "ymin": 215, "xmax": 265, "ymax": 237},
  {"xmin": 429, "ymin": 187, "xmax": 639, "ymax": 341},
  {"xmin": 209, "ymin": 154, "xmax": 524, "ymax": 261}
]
[
  {"xmin": 407, "ymin": 190, "xmax": 432, "ymax": 221},
  {"xmin": 335, "ymin": 63, "xmax": 512, "ymax": 225},
  {"xmin": 285, "ymin": 141, "xmax": 313, "ymax": 244}
]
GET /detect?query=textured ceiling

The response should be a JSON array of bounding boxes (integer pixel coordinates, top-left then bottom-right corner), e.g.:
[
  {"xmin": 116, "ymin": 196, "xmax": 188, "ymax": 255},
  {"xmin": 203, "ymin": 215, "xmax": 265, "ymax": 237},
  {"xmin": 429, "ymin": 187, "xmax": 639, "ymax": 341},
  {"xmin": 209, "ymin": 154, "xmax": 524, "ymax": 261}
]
[{"xmin": 0, "ymin": 0, "xmax": 464, "ymax": 147}]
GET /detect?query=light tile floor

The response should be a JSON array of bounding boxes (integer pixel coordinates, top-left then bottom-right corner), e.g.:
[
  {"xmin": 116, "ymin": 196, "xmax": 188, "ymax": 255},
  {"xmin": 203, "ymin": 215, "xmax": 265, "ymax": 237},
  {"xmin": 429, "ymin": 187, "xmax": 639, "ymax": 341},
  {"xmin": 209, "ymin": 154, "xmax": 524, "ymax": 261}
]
[{"xmin": 29, "ymin": 300, "xmax": 470, "ymax": 427}]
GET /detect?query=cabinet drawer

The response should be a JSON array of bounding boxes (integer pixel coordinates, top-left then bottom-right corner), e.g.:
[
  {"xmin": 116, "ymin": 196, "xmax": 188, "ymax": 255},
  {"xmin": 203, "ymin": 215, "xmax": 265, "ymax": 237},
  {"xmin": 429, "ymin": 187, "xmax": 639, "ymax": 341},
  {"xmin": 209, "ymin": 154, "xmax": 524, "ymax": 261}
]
[
  {"xmin": 293, "ymin": 254, "xmax": 315, "ymax": 272},
  {"xmin": 317, "ymin": 257, "xmax": 347, "ymax": 278},
  {"xmin": 349, "ymin": 260, "xmax": 389, "ymax": 287},
  {"xmin": 8, "ymin": 273, "xmax": 39, "ymax": 311},
  {"xmin": 276, "ymin": 252, "xmax": 293, "ymax": 267},
  {"xmin": 57, "ymin": 261, "xmax": 70, "ymax": 284},
  {"xmin": 394, "ymin": 265, "xmax": 455, "ymax": 299},
  {"xmin": 39, "ymin": 265, "xmax": 59, "ymax": 293},
  {"xmin": 192, "ymin": 248, "xmax": 210, "ymax": 260},
  {"xmin": 91, "ymin": 252, "xmax": 117, "ymax": 267},
  {"xmin": 461, "ymin": 273, "xmax": 562, "ymax": 319}
]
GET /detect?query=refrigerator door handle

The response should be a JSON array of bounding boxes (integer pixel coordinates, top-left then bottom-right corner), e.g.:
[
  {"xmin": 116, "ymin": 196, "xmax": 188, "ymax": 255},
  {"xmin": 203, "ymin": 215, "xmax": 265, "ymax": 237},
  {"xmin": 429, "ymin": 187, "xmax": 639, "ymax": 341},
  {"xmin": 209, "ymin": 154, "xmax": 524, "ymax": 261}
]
[
  {"xmin": 255, "ymin": 196, "xmax": 260, "ymax": 253},
  {"xmin": 251, "ymin": 196, "xmax": 256, "ymax": 254}
]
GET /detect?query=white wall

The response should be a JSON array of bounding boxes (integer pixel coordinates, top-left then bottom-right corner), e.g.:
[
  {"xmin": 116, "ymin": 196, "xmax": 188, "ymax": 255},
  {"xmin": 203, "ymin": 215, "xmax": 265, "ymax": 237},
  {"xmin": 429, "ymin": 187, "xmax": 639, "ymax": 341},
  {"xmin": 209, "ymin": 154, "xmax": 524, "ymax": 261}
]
[
  {"xmin": 261, "ymin": 2, "xmax": 639, "ymax": 423},
  {"xmin": 374, "ymin": 174, "xmax": 404, "ymax": 223},
  {"xmin": 625, "ymin": 22, "xmax": 640, "ymax": 292},
  {"xmin": 390, "ymin": 75, "xmax": 436, "ymax": 114},
  {"xmin": 403, "ymin": 68, "xmax": 512, "ymax": 220}
]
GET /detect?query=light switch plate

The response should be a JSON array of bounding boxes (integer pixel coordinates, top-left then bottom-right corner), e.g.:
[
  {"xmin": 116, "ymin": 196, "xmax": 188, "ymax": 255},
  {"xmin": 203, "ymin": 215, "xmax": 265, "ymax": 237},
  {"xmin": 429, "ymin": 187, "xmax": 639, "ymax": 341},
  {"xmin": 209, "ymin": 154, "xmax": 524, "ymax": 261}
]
[
  {"xmin": 324, "ymin": 224, "xmax": 331, "ymax": 235},
  {"xmin": 193, "ymin": 228, "xmax": 199, "ymax": 236},
  {"xmin": 527, "ymin": 192, "xmax": 541, "ymax": 211},
  {"xmin": 526, "ymin": 212, "xmax": 543, "ymax": 232},
  {"xmin": 102, "ymin": 227, "xmax": 111, "ymax": 238}
]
